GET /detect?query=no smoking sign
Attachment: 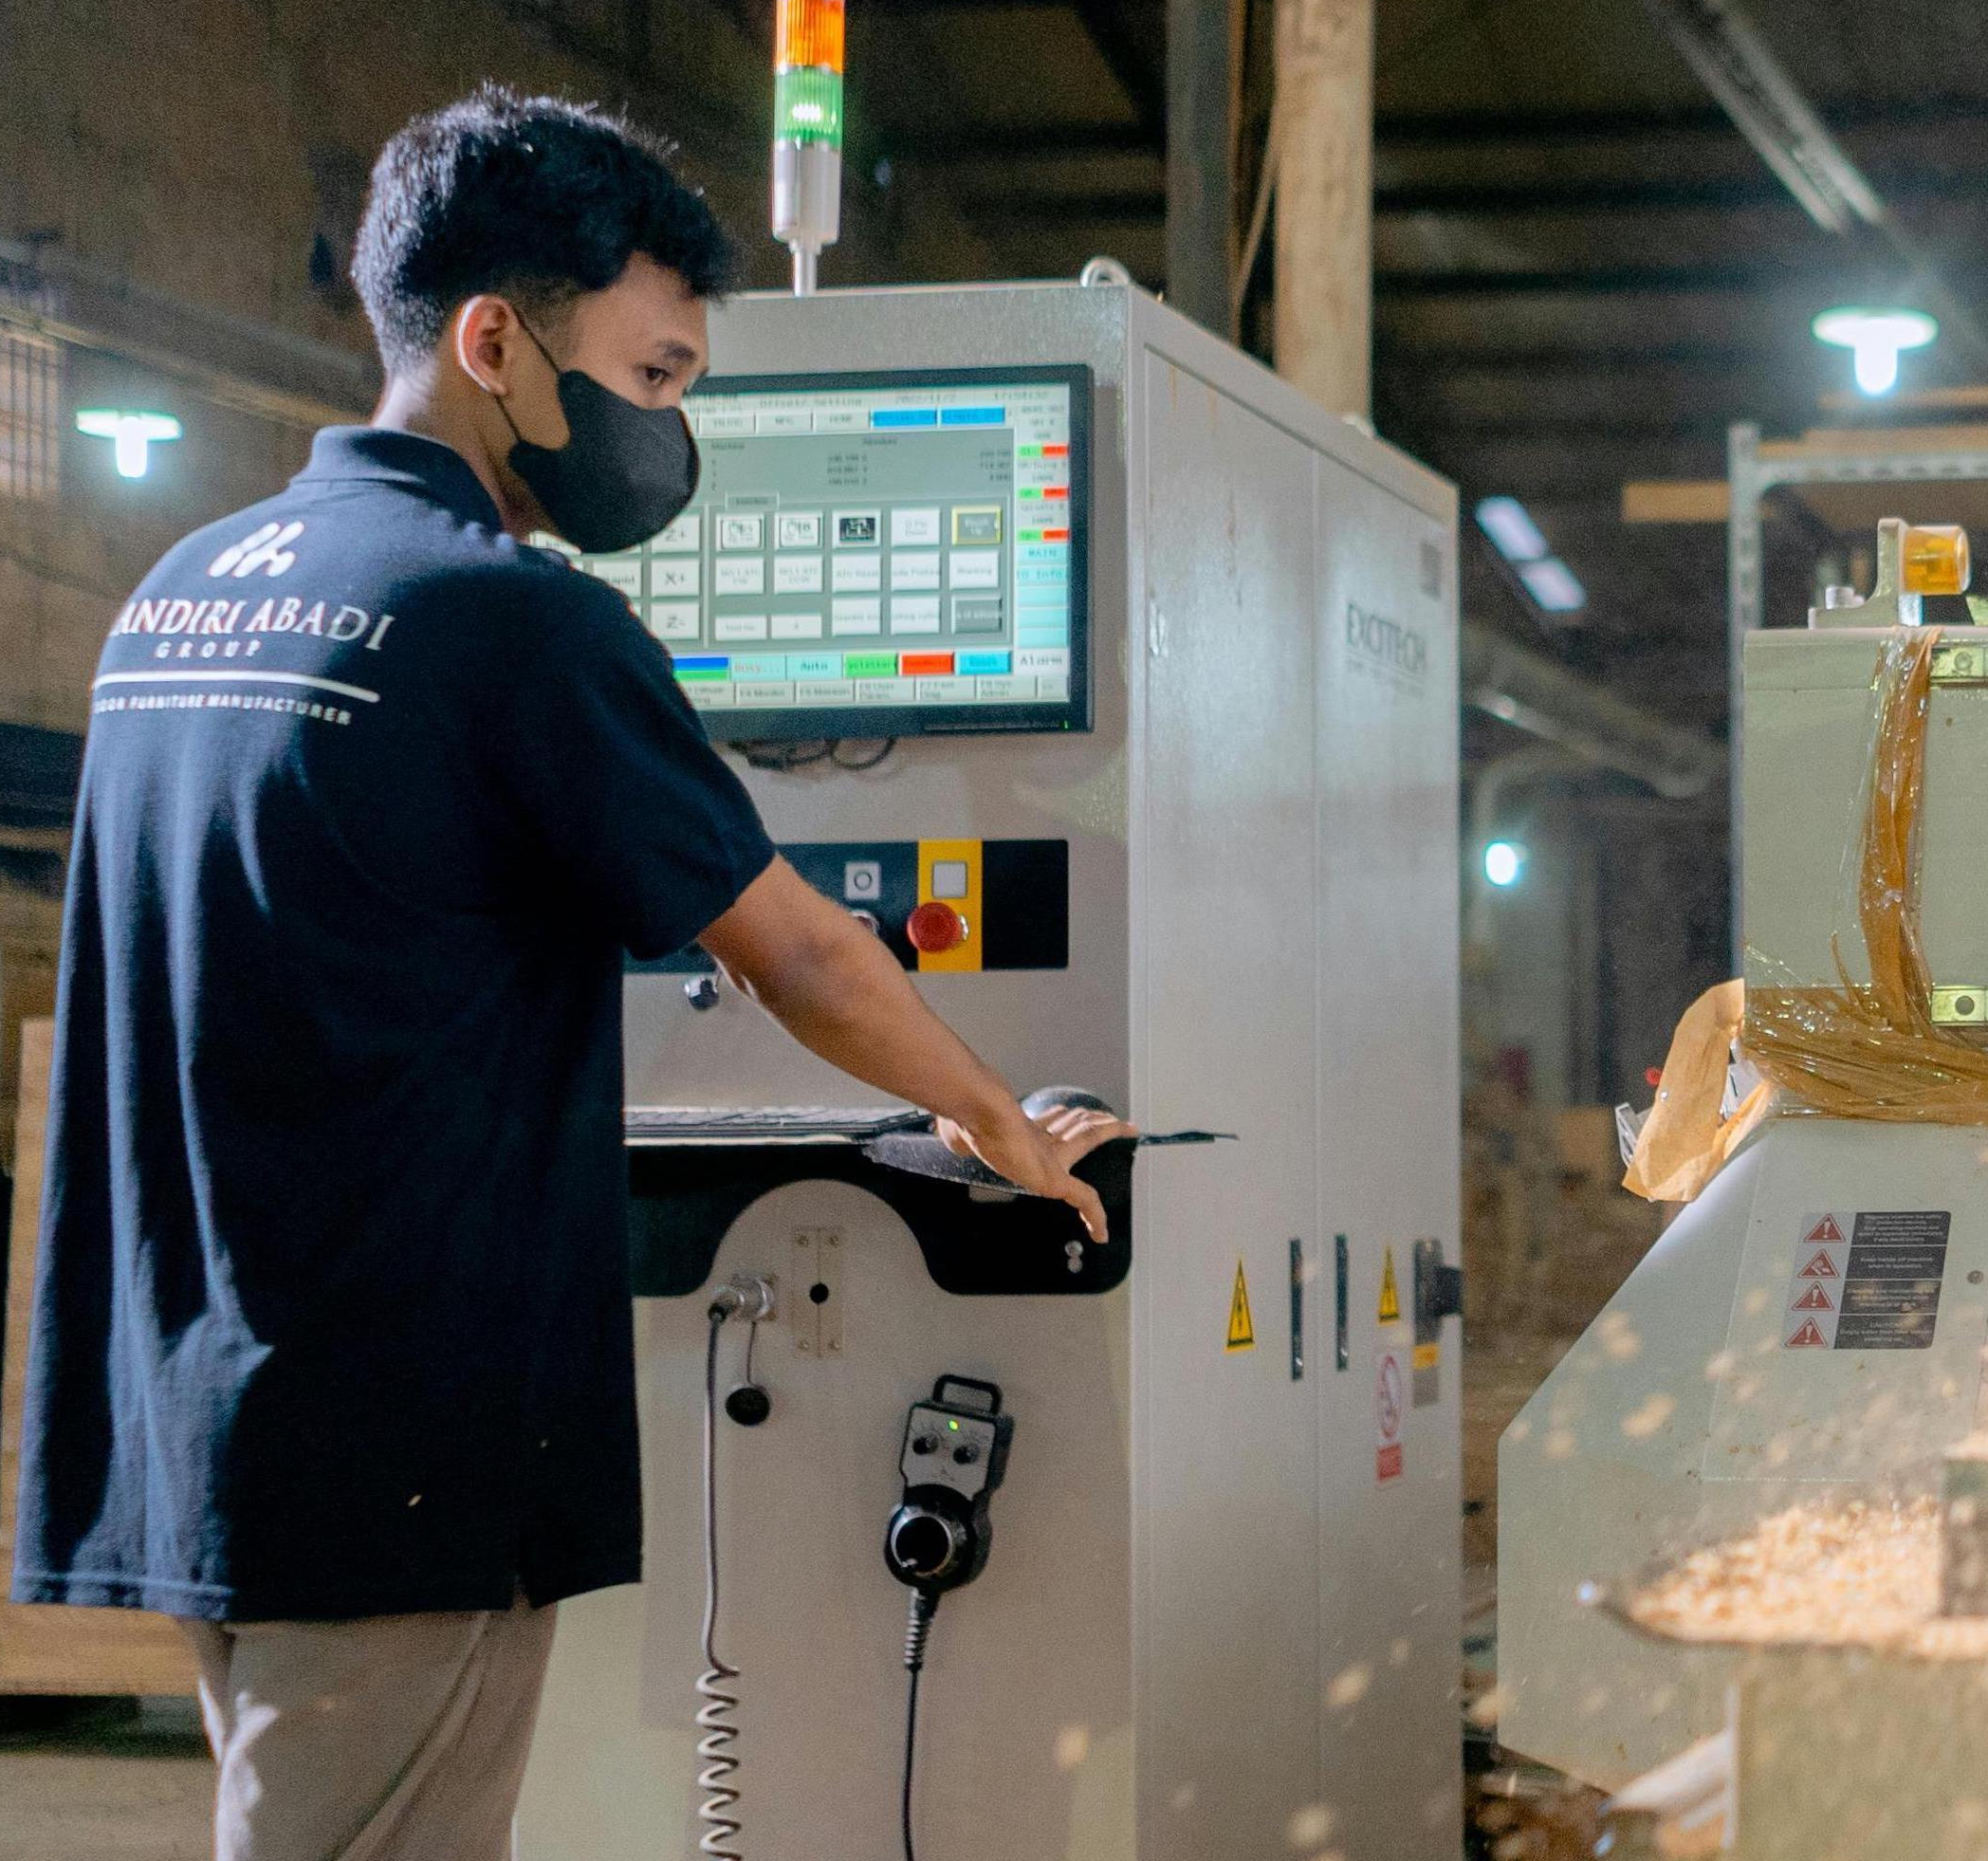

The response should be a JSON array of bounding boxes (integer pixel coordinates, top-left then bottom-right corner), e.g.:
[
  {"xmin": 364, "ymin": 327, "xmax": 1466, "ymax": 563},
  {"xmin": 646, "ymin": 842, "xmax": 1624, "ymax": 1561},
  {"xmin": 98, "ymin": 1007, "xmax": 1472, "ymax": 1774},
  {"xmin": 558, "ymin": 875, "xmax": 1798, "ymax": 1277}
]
[{"xmin": 1376, "ymin": 1349, "xmax": 1406, "ymax": 1483}]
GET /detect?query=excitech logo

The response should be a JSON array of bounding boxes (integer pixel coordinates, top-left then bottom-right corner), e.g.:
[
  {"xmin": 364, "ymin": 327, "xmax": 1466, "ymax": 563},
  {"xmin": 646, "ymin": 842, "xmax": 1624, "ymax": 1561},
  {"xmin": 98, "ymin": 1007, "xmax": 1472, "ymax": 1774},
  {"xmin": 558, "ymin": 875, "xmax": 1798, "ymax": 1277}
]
[
  {"xmin": 1344, "ymin": 600, "xmax": 1427, "ymax": 683},
  {"xmin": 208, "ymin": 521, "xmax": 304, "ymax": 579}
]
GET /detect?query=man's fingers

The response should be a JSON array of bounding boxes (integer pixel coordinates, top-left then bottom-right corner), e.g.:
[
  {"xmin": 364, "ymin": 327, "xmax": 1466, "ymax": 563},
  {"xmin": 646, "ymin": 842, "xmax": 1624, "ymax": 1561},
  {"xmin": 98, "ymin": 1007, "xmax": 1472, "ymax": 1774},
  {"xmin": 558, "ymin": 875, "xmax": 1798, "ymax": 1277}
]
[
  {"xmin": 933, "ymin": 1103, "xmax": 1133, "ymax": 1243},
  {"xmin": 1064, "ymin": 1177, "xmax": 1109, "ymax": 1245},
  {"xmin": 1054, "ymin": 1115, "xmax": 1139, "ymax": 1164}
]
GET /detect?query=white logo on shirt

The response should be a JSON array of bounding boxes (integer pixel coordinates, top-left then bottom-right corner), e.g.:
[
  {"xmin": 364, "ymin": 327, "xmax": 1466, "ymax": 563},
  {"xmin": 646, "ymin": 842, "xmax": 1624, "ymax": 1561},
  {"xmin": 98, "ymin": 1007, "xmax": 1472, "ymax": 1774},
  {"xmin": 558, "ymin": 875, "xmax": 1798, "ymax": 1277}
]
[{"xmin": 208, "ymin": 521, "xmax": 304, "ymax": 579}]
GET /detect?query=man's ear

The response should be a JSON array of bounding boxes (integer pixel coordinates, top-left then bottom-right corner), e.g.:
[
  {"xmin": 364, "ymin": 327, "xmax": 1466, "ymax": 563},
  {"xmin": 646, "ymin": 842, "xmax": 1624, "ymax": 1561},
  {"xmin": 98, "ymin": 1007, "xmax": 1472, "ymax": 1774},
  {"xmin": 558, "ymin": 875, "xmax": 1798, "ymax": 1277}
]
[{"xmin": 452, "ymin": 295, "xmax": 517, "ymax": 396}]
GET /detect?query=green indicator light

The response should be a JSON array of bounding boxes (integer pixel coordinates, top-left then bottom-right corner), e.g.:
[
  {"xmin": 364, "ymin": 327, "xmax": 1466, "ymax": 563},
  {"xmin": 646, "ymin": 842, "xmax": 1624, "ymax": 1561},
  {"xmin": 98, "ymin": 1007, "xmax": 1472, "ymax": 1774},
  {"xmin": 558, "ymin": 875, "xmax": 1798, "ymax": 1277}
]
[
  {"xmin": 1019, "ymin": 488, "xmax": 1042, "ymax": 500},
  {"xmin": 675, "ymin": 667, "xmax": 728, "ymax": 682},
  {"xmin": 1020, "ymin": 529, "xmax": 1044, "ymax": 543},
  {"xmin": 844, "ymin": 654, "xmax": 897, "ymax": 677},
  {"xmin": 948, "ymin": 1419, "xmax": 961, "ymax": 1430},
  {"xmin": 1018, "ymin": 445, "xmax": 1043, "ymax": 458},
  {"xmin": 774, "ymin": 68, "xmax": 843, "ymax": 149}
]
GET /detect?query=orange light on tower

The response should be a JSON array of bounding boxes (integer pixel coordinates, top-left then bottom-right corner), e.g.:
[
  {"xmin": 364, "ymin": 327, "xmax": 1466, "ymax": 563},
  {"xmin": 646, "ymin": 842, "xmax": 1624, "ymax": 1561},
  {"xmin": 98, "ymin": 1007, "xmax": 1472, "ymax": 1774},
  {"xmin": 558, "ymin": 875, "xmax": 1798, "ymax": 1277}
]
[
  {"xmin": 776, "ymin": 0, "xmax": 844, "ymax": 69},
  {"xmin": 773, "ymin": 0, "xmax": 845, "ymax": 293}
]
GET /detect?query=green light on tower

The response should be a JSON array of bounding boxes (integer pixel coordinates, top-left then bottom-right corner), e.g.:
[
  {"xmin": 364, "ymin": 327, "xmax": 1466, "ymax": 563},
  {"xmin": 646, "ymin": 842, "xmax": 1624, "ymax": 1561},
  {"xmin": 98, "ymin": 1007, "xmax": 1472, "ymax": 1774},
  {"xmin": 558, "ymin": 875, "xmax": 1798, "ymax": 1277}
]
[{"xmin": 774, "ymin": 67, "xmax": 843, "ymax": 149}]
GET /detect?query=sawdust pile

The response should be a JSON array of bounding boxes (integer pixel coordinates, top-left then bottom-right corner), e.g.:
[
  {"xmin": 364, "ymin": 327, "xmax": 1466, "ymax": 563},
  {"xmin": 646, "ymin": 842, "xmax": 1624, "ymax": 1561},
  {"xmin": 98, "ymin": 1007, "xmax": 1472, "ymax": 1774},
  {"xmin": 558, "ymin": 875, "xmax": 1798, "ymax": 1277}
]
[{"xmin": 1626, "ymin": 1499, "xmax": 1988, "ymax": 1657}]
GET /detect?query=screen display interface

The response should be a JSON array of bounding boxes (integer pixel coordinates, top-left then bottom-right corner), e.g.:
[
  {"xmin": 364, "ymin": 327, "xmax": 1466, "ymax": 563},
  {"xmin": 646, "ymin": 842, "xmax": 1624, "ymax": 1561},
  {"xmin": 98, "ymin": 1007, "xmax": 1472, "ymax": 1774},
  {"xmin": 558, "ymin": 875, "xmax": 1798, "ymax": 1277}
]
[{"xmin": 548, "ymin": 364, "xmax": 1090, "ymax": 740}]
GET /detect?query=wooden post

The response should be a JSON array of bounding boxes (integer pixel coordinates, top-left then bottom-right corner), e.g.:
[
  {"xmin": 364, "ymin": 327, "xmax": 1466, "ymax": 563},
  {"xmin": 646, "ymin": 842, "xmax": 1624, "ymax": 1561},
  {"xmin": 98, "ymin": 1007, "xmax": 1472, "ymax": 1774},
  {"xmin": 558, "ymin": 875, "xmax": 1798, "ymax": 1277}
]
[
  {"xmin": 1272, "ymin": 0, "xmax": 1374, "ymax": 416},
  {"xmin": 1165, "ymin": 0, "xmax": 1236, "ymax": 334}
]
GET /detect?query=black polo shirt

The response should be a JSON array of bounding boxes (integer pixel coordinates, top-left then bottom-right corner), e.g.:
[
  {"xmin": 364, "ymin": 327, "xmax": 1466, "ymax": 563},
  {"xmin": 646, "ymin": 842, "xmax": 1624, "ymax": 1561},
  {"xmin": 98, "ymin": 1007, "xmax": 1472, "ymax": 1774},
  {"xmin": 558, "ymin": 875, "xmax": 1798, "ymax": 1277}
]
[{"xmin": 10, "ymin": 428, "xmax": 774, "ymax": 1622}]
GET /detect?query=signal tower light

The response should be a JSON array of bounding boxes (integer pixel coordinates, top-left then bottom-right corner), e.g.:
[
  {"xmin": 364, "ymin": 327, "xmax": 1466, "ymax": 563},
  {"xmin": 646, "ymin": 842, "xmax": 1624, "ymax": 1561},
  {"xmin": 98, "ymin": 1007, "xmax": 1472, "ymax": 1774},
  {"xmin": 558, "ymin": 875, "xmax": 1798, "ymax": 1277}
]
[{"xmin": 773, "ymin": 0, "xmax": 845, "ymax": 295}]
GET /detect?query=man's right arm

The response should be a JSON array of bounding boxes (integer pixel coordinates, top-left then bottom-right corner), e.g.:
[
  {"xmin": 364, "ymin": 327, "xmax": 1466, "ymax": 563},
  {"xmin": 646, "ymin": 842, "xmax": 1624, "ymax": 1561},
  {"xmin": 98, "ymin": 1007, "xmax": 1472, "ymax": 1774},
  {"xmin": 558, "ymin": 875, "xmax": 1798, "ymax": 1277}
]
[
  {"xmin": 482, "ymin": 593, "xmax": 1129, "ymax": 1233},
  {"xmin": 698, "ymin": 858, "xmax": 1131, "ymax": 1243}
]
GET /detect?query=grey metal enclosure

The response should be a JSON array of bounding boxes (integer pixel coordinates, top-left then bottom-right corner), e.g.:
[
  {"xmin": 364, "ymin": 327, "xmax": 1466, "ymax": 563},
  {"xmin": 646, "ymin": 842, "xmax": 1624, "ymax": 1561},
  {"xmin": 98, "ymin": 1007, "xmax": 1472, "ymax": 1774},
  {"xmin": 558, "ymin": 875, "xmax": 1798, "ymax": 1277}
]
[{"xmin": 517, "ymin": 280, "xmax": 1462, "ymax": 1861}]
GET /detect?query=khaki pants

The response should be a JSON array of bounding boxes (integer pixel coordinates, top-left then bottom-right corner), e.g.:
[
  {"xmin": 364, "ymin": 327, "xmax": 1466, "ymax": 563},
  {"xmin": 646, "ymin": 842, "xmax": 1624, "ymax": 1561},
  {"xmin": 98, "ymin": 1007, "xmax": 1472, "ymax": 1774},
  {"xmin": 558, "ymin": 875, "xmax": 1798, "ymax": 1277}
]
[{"xmin": 177, "ymin": 1597, "xmax": 558, "ymax": 1861}]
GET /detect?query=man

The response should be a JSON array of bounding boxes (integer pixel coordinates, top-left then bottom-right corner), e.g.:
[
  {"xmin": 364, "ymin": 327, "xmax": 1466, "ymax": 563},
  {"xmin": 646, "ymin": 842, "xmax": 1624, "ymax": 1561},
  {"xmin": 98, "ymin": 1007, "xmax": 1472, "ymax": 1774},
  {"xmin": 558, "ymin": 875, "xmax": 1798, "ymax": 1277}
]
[{"xmin": 12, "ymin": 85, "xmax": 1128, "ymax": 1859}]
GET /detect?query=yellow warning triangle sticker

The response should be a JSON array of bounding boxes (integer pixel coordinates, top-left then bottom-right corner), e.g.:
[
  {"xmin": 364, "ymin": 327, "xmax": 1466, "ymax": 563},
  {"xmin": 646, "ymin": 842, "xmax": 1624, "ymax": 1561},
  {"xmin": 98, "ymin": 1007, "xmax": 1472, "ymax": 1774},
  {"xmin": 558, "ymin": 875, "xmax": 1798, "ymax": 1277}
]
[
  {"xmin": 1226, "ymin": 1260, "xmax": 1256, "ymax": 1352},
  {"xmin": 1378, "ymin": 1246, "xmax": 1402, "ymax": 1324}
]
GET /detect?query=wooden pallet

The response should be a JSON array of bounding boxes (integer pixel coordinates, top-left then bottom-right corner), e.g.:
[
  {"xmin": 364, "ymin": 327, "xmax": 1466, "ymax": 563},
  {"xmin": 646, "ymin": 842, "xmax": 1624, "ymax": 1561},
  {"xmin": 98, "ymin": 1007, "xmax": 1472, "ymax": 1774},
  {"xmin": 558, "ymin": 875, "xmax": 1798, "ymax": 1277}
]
[{"xmin": 0, "ymin": 1017, "xmax": 196, "ymax": 1694}]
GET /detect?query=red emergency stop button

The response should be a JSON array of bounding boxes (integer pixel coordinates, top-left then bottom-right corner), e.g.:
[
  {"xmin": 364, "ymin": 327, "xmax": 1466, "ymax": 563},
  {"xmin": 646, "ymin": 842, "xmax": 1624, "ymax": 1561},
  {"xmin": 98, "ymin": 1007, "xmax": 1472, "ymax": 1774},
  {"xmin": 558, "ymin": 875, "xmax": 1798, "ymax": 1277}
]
[{"xmin": 907, "ymin": 900, "xmax": 968, "ymax": 954}]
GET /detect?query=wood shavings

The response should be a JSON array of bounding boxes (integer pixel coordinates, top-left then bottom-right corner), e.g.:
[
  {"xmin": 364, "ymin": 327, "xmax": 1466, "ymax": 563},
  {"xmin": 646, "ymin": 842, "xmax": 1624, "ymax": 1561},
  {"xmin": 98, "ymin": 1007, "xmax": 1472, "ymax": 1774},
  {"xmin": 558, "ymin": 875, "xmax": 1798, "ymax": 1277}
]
[{"xmin": 1626, "ymin": 1499, "xmax": 1988, "ymax": 1657}]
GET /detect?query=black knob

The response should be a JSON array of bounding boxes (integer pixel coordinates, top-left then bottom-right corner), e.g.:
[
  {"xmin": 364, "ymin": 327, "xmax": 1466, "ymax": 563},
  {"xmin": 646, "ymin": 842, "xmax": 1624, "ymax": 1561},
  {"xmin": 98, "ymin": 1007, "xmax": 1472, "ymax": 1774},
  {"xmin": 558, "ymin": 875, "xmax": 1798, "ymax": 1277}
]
[
  {"xmin": 684, "ymin": 975, "xmax": 721, "ymax": 1011},
  {"xmin": 724, "ymin": 1385, "xmax": 772, "ymax": 1427},
  {"xmin": 952, "ymin": 1443, "xmax": 980, "ymax": 1465},
  {"xmin": 912, "ymin": 1435, "xmax": 937, "ymax": 1456},
  {"xmin": 888, "ymin": 1506, "xmax": 966, "ymax": 1583}
]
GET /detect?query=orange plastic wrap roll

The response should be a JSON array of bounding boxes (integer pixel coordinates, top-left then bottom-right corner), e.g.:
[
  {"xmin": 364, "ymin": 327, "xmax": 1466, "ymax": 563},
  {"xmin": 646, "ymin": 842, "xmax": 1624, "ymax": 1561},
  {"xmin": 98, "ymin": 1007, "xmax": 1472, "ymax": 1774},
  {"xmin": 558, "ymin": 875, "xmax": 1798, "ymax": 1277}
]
[{"xmin": 1625, "ymin": 979, "xmax": 1776, "ymax": 1203}]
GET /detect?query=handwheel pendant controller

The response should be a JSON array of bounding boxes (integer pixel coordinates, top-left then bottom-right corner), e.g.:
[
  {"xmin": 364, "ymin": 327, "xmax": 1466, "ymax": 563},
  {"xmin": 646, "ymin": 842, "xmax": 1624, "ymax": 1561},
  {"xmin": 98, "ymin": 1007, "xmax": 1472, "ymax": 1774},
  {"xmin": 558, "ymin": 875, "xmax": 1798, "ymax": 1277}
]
[{"xmin": 885, "ymin": 1376, "xmax": 1014, "ymax": 1861}]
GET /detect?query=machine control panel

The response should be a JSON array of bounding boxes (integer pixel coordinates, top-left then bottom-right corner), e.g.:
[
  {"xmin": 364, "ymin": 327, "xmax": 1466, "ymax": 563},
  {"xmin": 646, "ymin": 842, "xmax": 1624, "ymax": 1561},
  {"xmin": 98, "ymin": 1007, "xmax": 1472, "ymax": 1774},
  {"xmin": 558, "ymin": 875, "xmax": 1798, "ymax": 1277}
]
[
  {"xmin": 633, "ymin": 838, "xmax": 1069, "ymax": 975},
  {"xmin": 896, "ymin": 1376, "xmax": 1013, "ymax": 1508},
  {"xmin": 902, "ymin": 1406, "xmax": 1003, "ymax": 1500}
]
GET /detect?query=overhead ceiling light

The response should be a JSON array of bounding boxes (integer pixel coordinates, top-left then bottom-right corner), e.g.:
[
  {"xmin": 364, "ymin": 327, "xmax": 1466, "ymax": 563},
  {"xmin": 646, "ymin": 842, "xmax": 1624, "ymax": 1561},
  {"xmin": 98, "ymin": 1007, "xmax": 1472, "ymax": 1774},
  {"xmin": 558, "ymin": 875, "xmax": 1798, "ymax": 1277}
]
[
  {"xmin": 1518, "ymin": 558, "xmax": 1587, "ymax": 614},
  {"xmin": 1483, "ymin": 840, "xmax": 1526, "ymax": 888},
  {"xmin": 76, "ymin": 409, "xmax": 183, "ymax": 479},
  {"xmin": 1476, "ymin": 496, "xmax": 1551, "ymax": 564},
  {"xmin": 1812, "ymin": 306, "xmax": 1938, "ymax": 396}
]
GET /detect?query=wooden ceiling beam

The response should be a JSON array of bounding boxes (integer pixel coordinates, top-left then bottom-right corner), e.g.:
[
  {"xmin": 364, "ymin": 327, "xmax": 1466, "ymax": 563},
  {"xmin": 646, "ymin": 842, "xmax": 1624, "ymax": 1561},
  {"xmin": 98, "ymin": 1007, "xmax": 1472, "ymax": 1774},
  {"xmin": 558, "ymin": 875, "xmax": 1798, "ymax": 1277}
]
[{"xmin": 885, "ymin": 94, "xmax": 1988, "ymax": 165}]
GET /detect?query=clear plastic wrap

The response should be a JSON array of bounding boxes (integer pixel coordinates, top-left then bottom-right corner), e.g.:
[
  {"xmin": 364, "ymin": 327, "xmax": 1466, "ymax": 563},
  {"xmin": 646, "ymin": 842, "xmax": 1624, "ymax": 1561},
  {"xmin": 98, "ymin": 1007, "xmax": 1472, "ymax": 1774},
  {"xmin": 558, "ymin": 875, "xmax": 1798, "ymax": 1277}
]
[
  {"xmin": 1740, "ymin": 626, "xmax": 1988, "ymax": 1122},
  {"xmin": 1627, "ymin": 627, "xmax": 1988, "ymax": 1205}
]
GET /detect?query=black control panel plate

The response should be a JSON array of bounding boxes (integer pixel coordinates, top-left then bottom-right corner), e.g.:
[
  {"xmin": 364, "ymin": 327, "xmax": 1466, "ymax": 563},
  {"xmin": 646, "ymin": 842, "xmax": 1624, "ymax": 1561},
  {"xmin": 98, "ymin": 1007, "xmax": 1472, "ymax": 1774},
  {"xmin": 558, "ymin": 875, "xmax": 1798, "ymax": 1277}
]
[
  {"xmin": 627, "ymin": 838, "xmax": 1068, "ymax": 974},
  {"xmin": 626, "ymin": 1136, "xmax": 1132, "ymax": 1298}
]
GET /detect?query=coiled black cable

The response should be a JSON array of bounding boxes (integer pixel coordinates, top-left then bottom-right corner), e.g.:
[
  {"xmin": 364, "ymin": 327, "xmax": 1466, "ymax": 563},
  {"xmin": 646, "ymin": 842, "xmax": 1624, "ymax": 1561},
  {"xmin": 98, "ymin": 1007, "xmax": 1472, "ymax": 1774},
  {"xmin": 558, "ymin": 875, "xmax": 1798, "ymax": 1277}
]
[{"xmin": 900, "ymin": 1590, "xmax": 938, "ymax": 1861}]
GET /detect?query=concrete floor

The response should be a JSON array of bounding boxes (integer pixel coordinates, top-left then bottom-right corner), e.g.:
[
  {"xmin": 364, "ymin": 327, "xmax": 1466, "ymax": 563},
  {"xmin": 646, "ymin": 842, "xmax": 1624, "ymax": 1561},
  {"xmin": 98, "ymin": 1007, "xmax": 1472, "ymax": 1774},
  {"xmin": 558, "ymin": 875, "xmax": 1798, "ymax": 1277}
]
[{"xmin": 0, "ymin": 1698, "xmax": 212, "ymax": 1861}]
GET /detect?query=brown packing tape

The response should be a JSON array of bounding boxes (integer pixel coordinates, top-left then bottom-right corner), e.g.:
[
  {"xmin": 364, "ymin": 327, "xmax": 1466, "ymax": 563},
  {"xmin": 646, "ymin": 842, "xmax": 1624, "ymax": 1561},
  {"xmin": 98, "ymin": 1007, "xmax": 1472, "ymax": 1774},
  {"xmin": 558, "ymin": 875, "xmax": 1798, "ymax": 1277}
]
[
  {"xmin": 1745, "ymin": 626, "xmax": 1988, "ymax": 1124},
  {"xmin": 1624, "ymin": 979, "xmax": 1776, "ymax": 1204}
]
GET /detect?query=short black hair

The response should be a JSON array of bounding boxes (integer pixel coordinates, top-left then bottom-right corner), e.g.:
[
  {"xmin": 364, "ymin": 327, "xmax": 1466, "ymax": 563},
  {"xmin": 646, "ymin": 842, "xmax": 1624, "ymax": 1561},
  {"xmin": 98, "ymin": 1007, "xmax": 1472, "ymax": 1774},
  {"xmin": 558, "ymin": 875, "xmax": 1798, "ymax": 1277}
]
[{"xmin": 353, "ymin": 84, "xmax": 737, "ymax": 375}]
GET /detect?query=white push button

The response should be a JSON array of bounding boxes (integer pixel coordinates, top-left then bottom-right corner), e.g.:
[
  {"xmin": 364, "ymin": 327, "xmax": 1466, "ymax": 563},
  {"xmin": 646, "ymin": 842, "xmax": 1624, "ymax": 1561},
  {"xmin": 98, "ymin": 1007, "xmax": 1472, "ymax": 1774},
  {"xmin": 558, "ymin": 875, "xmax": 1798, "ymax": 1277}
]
[
  {"xmin": 931, "ymin": 860, "xmax": 969, "ymax": 900},
  {"xmin": 844, "ymin": 860, "xmax": 882, "ymax": 902}
]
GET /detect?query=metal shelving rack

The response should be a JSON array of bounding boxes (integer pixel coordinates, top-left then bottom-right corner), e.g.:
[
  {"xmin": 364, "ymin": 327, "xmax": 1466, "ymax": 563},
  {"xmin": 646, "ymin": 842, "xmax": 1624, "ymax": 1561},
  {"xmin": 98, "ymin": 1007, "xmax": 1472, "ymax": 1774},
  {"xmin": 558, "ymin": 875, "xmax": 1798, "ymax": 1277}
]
[{"xmin": 1724, "ymin": 419, "xmax": 1988, "ymax": 959}]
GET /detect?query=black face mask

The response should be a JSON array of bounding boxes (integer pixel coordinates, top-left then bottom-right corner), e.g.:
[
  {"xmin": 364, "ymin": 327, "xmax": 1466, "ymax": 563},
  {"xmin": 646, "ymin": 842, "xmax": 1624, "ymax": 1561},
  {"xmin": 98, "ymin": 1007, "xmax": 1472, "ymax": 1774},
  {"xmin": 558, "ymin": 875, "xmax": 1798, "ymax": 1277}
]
[{"xmin": 494, "ymin": 318, "xmax": 701, "ymax": 555}]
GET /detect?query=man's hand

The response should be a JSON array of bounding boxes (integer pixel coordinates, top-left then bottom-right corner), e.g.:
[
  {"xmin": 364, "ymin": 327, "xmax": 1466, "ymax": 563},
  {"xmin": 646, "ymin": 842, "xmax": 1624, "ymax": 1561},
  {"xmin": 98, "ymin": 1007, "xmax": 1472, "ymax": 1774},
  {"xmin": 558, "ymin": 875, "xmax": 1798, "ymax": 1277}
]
[
  {"xmin": 702, "ymin": 860, "xmax": 1137, "ymax": 1244},
  {"xmin": 936, "ymin": 1101, "xmax": 1138, "ymax": 1245}
]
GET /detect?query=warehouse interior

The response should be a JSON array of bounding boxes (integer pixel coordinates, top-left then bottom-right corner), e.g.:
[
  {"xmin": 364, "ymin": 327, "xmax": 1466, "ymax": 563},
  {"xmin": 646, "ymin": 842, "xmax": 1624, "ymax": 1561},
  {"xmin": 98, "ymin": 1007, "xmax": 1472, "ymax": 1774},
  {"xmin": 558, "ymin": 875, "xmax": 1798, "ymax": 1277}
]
[{"xmin": 8, "ymin": 1, "xmax": 1988, "ymax": 1857}]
